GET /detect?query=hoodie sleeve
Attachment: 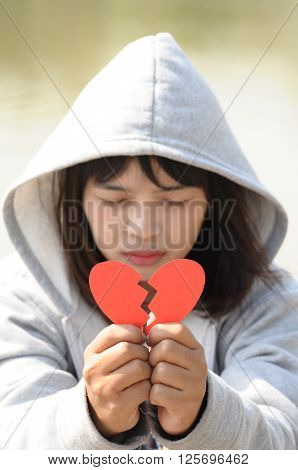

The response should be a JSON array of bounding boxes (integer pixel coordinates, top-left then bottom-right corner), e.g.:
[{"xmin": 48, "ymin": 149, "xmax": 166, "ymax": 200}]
[
  {"xmin": 149, "ymin": 275, "xmax": 298, "ymax": 450},
  {"xmin": 0, "ymin": 285, "xmax": 150, "ymax": 450}
]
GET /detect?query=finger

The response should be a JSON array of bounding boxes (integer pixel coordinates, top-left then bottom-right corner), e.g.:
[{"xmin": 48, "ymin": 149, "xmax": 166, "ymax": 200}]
[
  {"xmin": 148, "ymin": 338, "xmax": 201, "ymax": 370},
  {"xmin": 95, "ymin": 342, "xmax": 149, "ymax": 374},
  {"xmin": 151, "ymin": 361, "xmax": 192, "ymax": 391},
  {"xmin": 85, "ymin": 323, "xmax": 145, "ymax": 356},
  {"xmin": 109, "ymin": 358, "xmax": 152, "ymax": 391},
  {"xmin": 147, "ymin": 322, "xmax": 200, "ymax": 350},
  {"xmin": 149, "ymin": 383, "xmax": 183, "ymax": 411},
  {"xmin": 121, "ymin": 379, "xmax": 151, "ymax": 408}
]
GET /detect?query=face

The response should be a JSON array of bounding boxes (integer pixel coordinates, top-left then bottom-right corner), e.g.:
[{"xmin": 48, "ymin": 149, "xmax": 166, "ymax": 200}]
[{"xmin": 83, "ymin": 157, "xmax": 208, "ymax": 288}]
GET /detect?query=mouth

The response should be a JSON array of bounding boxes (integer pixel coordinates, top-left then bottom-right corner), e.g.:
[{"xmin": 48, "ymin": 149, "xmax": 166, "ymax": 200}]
[{"xmin": 122, "ymin": 250, "xmax": 165, "ymax": 266}]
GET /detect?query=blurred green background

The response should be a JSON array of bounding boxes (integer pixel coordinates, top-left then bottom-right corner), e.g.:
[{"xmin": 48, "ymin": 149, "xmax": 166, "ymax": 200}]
[{"xmin": 0, "ymin": 0, "xmax": 297, "ymax": 273}]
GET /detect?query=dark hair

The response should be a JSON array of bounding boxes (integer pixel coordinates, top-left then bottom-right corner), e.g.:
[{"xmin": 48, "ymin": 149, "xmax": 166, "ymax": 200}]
[{"xmin": 52, "ymin": 155, "xmax": 284, "ymax": 319}]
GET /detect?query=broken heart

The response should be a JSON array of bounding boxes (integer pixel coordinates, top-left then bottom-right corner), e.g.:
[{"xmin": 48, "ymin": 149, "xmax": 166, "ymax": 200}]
[{"xmin": 89, "ymin": 259, "xmax": 205, "ymax": 335}]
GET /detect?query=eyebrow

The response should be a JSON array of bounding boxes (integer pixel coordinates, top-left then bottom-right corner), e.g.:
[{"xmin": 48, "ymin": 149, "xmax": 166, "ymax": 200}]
[{"xmin": 98, "ymin": 183, "xmax": 186, "ymax": 192}]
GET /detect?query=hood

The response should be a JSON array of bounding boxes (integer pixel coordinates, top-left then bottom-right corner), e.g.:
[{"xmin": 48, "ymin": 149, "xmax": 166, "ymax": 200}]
[{"xmin": 1, "ymin": 32, "xmax": 288, "ymax": 316}]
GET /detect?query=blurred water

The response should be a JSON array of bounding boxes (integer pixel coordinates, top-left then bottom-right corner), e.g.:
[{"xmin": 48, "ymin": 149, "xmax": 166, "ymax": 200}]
[{"xmin": 0, "ymin": 0, "xmax": 297, "ymax": 274}]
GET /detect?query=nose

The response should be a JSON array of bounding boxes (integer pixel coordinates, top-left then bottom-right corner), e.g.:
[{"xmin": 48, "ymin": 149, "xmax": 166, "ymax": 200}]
[{"xmin": 124, "ymin": 200, "xmax": 162, "ymax": 241}]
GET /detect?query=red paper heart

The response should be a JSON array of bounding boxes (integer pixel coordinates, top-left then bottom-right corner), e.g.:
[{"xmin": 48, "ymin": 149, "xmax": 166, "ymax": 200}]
[
  {"xmin": 89, "ymin": 259, "xmax": 205, "ymax": 334},
  {"xmin": 144, "ymin": 259, "xmax": 205, "ymax": 335},
  {"xmin": 89, "ymin": 261, "xmax": 149, "ymax": 329}
]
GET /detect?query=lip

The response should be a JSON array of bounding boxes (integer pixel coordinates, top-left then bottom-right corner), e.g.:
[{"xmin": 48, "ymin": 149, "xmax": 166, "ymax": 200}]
[{"xmin": 123, "ymin": 251, "xmax": 165, "ymax": 266}]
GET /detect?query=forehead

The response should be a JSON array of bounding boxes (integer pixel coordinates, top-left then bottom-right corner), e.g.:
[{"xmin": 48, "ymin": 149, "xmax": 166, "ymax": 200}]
[{"xmin": 103, "ymin": 157, "xmax": 181, "ymax": 191}]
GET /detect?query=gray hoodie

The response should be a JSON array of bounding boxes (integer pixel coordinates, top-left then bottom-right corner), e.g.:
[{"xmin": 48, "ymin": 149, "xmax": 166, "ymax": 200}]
[{"xmin": 0, "ymin": 32, "xmax": 297, "ymax": 450}]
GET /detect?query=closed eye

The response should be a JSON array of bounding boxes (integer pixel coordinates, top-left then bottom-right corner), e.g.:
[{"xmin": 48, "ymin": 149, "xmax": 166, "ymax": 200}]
[
  {"xmin": 165, "ymin": 200, "xmax": 186, "ymax": 206},
  {"xmin": 100, "ymin": 199, "xmax": 187, "ymax": 206},
  {"xmin": 101, "ymin": 199, "xmax": 125, "ymax": 205}
]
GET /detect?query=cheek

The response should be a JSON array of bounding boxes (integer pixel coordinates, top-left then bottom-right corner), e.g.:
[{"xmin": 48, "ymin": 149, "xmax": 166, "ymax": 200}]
[
  {"xmin": 165, "ymin": 208, "xmax": 184, "ymax": 244},
  {"xmin": 96, "ymin": 208, "xmax": 123, "ymax": 246},
  {"xmin": 184, "ymin": 202, "xmax": 206, "ymax": 240},
  {"xmin": 84, "ymin": 202, "xmax": 117, "ymax": 245},
  {"xmin": 161, "ymin": 207, "xmax": 189, "ymax": 248}
]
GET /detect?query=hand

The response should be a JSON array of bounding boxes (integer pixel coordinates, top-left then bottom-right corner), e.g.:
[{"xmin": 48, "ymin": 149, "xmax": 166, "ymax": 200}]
[
  {"xmin": 146, "ymin": 322, "xmax": 208, "ymax": 436},
  {"xmin": 83, "ymin": 324, "xmax": 152, "ymax": 437}
]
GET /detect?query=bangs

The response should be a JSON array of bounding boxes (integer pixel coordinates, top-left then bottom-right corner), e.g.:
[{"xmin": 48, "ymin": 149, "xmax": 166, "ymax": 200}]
[{"xmin": 80, "ymin": 155, "xmax": 210, "ymax": 196}]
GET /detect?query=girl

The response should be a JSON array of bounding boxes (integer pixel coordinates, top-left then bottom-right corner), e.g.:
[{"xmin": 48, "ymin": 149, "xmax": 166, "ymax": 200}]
[{"xmin": 0, "ymin": 32, "xmax": 297, "ymax": 450}]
